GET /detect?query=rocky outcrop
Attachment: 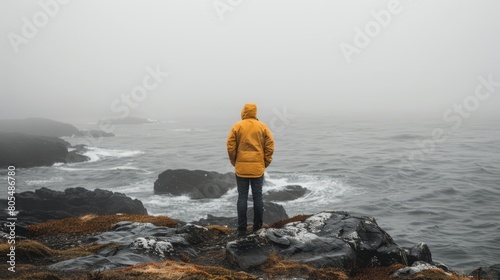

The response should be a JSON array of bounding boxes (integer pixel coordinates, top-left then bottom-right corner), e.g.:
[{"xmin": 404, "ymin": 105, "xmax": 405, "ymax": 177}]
[
  {"xmin": 248, "ymin": 201, "xmax": 289, "ymax": 225},
  {"xmin": 264, "ymin": 185, "xmax": 308, "ymax": 201},
  {"xmin": 0, "ymin": 187, "xmax": 147, "ymax": 225},
  {"xmin": 49, "ymin": 222, "xmax": 209, "ymax": 271},
  {"xmin": 0, "ymin": 118, "xmax": 83, "ymax": 137},
  {"xmin": 154, "ymin": 169, "xmax": 235, "ymax": 199},
  {"xmin": 0, "ymin": 133, "xmax": 89, "ymax": 168},
  {"xmin": 1, "ymin": 209, "xmax": 481, "ymax": 279},
  {"xmin": 471, "ymin": 264, "xmax": 500, "ymax": 280},
  {"xmin": 0, "ymin": 118, "xmax": 114, "ymax": 138},
  {"xmin": 392, "ymin": 261, "xmax": 446, "ymax": 277},
  {"xmin": 226, "ymin": 211, "xmax": 435, "ymax": 271}
]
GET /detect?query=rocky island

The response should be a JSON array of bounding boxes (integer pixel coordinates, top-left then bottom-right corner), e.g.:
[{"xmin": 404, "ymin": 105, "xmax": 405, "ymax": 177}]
[{"xmin": 0, "ymin": 118, "xmax": 114, "ymax": 168}]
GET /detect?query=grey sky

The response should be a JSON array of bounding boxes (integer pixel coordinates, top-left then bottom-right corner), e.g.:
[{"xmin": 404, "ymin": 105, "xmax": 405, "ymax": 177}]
[{"xmin": 1, "ymin": 0, "xmax": 499, "ymax": 123}]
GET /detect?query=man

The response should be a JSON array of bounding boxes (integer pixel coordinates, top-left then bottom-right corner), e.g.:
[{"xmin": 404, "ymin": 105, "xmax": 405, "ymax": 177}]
[{"xmin": 227, "ymin": 103, "xmax": 274, "ymax": 236}]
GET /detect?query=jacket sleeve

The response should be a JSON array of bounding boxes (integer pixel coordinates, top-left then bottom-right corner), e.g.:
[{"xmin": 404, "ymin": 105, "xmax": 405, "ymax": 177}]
[
  {"xmin": 227, "ymin": 127, "xmax": 237, "ymax": 166},
  {"xmin": 264, "ymin": 127, "xmax": 274, "ymax": 168}
]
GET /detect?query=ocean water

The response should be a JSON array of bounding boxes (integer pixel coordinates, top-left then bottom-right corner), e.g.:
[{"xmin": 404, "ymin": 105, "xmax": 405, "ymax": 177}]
[{"xmin": 2, "ymin": 118, "xmax": 499, "ymax": 272}]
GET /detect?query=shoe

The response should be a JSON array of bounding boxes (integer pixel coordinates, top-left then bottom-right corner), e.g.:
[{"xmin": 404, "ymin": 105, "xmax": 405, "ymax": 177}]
[{"xmin": 237, "ymin": 231, "xmax": 248, "ymax": 237}]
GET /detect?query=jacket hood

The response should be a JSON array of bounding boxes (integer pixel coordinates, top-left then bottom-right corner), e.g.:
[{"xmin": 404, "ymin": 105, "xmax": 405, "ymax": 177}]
[{"xmin": 241, "ymin": 103, "xmax": 257, "ymax": 120}]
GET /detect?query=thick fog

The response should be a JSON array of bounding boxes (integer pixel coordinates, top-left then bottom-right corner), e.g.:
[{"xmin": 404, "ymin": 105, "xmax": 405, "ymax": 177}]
[{"xmin": 1, "ymin": 0, "xmax": 499, "ymax": 123}]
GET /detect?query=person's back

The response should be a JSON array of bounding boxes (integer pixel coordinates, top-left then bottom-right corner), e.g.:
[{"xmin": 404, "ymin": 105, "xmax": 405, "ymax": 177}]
[{"xmin": 227, "ymin": 103, "xmax": 274, "ymax": 236}]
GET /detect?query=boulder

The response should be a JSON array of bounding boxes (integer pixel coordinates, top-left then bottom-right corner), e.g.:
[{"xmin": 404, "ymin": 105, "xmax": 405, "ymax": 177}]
[
  {"xmin": 0, "ymin": 133, "xmax": 89, "ymax": 168},
  {"xmin": 226, "ymin": 211, "xmax": 414, "ymax": 270},
  {"xmin": 471, "ymin": 264, "xmax": 500, "ymax": 280},
  {"xmin": 154, "ymin": 169, "xmax": 235, "ymax": 199},
  {"xmin": 248, "ymin": 201, "xmax": 289, "ymax": 225},
  {"xmin": 392, "ymin": 261, "xmax": 444, "ymax": 277},
  {"xmin": 50, "ymin": 222, "xmax": 209, "ymax": 272},
  {"xmin": 0, "ymin": 118, "xmax": 83, "ymax": 137},
  {"xmin": 405, "ymin": 242, "xmax": 432, "ymax": 266},
  {"xmin": 264, "ymin": 185, "xmax": 308, "ymax": 201},
  {"xmin": 0, "ymin": 187, "xmax": 147, "ymax": 226}
]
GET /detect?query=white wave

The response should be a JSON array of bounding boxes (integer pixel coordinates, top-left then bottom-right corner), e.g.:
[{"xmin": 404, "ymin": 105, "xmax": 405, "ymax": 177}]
[
  {"xmin": 56, "ymin": 167, "xmax": 87, "ymax": 172},
  {"xmin": 83, "ymin": 146, "xmax": 144, "ymax": 162},
  {"xmin": 102, "ymin": 179, "xmax": 156, "ymax": 194},
  {"xmin": 25, "ymin": 176, "xmax": 64, "ymax": 185},
  {"xmin": 144, "ymin": 173, "xmax": 352, "ymax": 221},
  {"xmin": 111, "ymin": 166, "xmax": 154, "ymax": 174},
  {"xmin": 56, "ymin": 164, "xmax": 152, "ymax": 174},
  {"xmin": 262, "ymin": 173, "xmax": 355, "ymax": 217},
  {"xmin": 145, "ymin": 194, "xmax": 235, "ymax": 221}
]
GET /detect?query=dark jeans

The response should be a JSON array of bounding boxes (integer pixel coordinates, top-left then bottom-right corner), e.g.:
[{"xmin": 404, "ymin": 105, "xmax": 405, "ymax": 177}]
[{"xmin": 236, "ymin": 175, "xmax": 264, "ymax": 232}]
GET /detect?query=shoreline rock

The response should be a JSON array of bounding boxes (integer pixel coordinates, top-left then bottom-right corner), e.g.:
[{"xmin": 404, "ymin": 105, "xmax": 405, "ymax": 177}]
[
  {"xmin": 0, "ymin": 133, "xmax": 89, "ymax": 168},
  {"xmin": 154, "ymin": 169, "xmax": 235, "ymax": 199},
  {"xmin": 226, "ymin": 211, "xmax": 437, "ymax": 271},
  {"xmin": 471, "ymin": 264, "xmax": 500, "ymax": 280},
  {"xmin": 0, "ymin": 118, "xmax": 83, "ymax": 138},
  {"xmin": 0, "ymin": 117, "xmax": 114, "ymax": 138},
  {"xmin": 48, "ymin": 223, "xmax": 208, "ymax": 272},
  {"xmin": 0, "ymin": 187, "xmax": 147, "ymax": 227},
  {"xmin": 0, "ymin": 188, "xmax": 491, "ymax": 280},
  {"xmin": 264, "ymin": 184, "xmax": 309, "ymax": 201}
]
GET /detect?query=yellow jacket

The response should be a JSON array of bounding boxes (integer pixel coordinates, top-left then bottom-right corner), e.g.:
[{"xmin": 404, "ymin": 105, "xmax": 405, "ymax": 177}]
[{"xmin": 227, "ymin": 104, "xmax": 274, "ymax": 178}]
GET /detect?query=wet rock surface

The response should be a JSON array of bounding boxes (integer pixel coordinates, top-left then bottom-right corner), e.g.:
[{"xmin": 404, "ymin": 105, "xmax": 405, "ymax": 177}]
[
  {"xmin": 470, "ymin": 264, "xmax": 500, "ymax": 280},
  {"xmin": 49, "ymin": 222, "xmax": 210, "ymax": 272},
  {"xmin": 0, "ymin": 118, "xmax": 83, "ymax": 137},
  {"xmin": 154, "ymin": 169, "xmax": 235, "ymax": 199},
  {"xmin": 226, "ymin": 211, "xmax": 433, "ymax": 270},
  {"xmin": 248, "ymin": 201, "xmax": 289, "ymax": 225},
  {"xmin": 264, "ymin": 185, "xmax": 309, "ymax": 201},
  {"xmin": 0, "ymin": 187, "xmax": 147, "ymax": 226},
  {"xmin": 0, "ymin": 133, "xmax": 89, "ymax": 168}
]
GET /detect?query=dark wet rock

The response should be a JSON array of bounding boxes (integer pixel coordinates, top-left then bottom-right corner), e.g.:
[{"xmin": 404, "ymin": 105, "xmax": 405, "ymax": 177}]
[
  {"xmin": 404, "ymin": 242, "xmax": 432, "ymax": 266},
  {"xmin": 0, "ymin": 118, "xmax": 83, "ymax": 137},
  {"xmin": 0, "ymin": 133, "xmax": 89, "ymax": 168},
  {"xmin": 264, "ymin": 185, "xmax": 308, "ymax": 201},
  {"xmin": 471, "ymin": 264, "xmax": 500, "ymax": 280},
  {"xmin": 226, "ymin": 211, "xmax": 417, "ymax": 270},
  {"xmin": 432, "ymin": 261, "xmax": 453, "ymax": 273},
  {"xmin": 392, "ymin": 261, "xmax": 444, "ymax": 277},
  {"xmin": 154, "ymin": 169, "xmax": 235, "ymax": 199},
  {"xmin": 0, "ymin": 222, "xmax": 29, "ymax": 242},
  {"xmin": 248, "ymin": 201, "xmax": 288, "ymax": 225},
  {"xmin": 50, "ymin": 222, "xmax": 209, "ymax": 271},
  {"xmin": 226, "ymin": 235, "xmax": 274, "ymax": 270},
  {"xmin": 0, "ymin": 187, "xmax": 147, "ymax": 225}
]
